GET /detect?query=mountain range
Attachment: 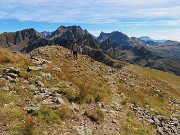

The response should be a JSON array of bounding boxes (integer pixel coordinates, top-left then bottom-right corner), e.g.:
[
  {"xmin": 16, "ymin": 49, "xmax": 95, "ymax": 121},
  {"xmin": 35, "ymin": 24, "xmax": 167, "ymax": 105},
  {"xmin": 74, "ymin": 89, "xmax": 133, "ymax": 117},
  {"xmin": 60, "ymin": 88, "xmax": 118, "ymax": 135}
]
[{"xmin": 0, "ymin": 26, "xmax": 180, "ymax": 76}]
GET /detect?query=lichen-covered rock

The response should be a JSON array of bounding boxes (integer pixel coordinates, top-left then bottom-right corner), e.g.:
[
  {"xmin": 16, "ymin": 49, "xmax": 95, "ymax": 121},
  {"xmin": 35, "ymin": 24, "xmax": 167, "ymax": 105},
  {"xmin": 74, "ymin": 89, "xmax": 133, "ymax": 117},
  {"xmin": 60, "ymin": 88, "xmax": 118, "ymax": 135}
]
[
  {"xmin": 29, "ymin": 84, "xmax": 38, "ymax": 91},
  {"xmin": 130, "ymin": 103, "xmax": 179, "ymax": 135},
  {"xmin": 2, "ymin": 67, "xmax": 20, "ymax": 83},
  {"xmin": 23, "ymin": 104, "xmax": 41, "ymax": 114},
  {"xmin": 27, "ymin": 66, "xmax": 43, "ymax": 71}
]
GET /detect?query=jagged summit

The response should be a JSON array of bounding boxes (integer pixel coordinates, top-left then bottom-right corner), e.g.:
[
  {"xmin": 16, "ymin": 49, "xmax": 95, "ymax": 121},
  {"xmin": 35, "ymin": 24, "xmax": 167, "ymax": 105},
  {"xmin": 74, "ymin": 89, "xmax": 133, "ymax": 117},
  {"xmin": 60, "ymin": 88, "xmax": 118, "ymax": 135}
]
[
  {"xmin": 0, "ymin": 46, "xmax": 179, "ymax": 134},
  {"xmin": 97, "ymin": 31, "xmax": 130, "ymax": 46},
  {"xmin": 0, "ymin": 28, "xmax": 47, "ymax": 52},
  {"xmin": 49, "ymin": 25, "xmax": 91, "ymax": 40},
  {"xmin": 41, "ymin": 31, "xmax": 52, "ymax": 37}
]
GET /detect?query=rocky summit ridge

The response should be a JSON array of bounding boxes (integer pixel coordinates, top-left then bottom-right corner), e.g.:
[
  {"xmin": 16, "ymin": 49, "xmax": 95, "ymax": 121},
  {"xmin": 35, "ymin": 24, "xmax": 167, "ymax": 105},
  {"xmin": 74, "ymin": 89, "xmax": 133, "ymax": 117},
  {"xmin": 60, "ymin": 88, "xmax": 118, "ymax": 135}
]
[{"xmin": 0, "ymin": 45, "xmax": 179, "ymax": 135}]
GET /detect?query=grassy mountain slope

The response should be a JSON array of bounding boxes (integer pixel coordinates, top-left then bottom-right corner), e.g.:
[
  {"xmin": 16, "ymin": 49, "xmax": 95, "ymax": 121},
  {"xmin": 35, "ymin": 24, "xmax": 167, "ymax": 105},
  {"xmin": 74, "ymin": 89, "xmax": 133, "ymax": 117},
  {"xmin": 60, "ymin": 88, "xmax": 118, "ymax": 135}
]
[{"xmin": 0, "ymin": 46, "xmax": 179, "ymax": 134}]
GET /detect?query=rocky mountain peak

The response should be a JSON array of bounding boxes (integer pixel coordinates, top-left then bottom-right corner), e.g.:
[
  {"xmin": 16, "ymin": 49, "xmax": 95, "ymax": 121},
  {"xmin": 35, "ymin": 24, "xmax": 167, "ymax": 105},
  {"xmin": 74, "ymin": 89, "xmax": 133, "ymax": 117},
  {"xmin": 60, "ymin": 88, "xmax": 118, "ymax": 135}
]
[
  {"xmin": 49, "ymin": 25, "xmax": 92, "ymax": 40},
  {"xmin": 41, "ymin": 31, "xmax": 52, "ymax": 37},
  {"xmin": 97, "ymin": 31, "xmax": 130, "ymax": 46}
]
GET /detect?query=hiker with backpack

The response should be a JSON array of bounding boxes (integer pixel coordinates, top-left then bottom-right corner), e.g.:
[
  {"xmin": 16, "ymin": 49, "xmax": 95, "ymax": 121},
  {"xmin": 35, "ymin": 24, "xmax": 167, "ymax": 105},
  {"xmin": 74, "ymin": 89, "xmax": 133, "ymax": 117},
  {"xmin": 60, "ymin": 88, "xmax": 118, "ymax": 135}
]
[{"xmin": 71, "ymin": 41, "xmax": 80, "ymax": 60}]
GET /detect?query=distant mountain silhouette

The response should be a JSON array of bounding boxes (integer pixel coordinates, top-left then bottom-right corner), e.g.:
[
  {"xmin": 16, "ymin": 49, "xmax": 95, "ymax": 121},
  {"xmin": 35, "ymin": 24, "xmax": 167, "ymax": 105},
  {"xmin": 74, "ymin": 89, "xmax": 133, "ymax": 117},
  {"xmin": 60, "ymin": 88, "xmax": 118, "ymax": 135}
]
[
  {"xmin": 41, "ymin": 31, "xmax": 53, "ymax": 38},
  {"xmin": 97, "ymin": 31, "xmax": 131, "ymax": 46},
  {"xmin": 140, "ymin": 40, "xmax": 180, "ymax": 59}
]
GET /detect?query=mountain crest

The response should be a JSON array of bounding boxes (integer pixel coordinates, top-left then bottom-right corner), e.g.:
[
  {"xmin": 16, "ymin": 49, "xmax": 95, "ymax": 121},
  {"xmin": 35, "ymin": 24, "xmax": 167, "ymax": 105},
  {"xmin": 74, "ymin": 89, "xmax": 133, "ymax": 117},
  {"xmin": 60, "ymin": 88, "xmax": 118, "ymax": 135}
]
[{"xmin": 97, "ymin": 31, "xmax": 130, "ymax": 46}]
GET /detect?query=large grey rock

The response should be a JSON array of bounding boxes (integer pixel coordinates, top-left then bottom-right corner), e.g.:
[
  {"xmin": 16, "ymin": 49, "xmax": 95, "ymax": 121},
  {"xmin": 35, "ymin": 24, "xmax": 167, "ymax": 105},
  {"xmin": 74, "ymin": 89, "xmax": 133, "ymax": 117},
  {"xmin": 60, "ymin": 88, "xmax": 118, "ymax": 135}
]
[
  {"xmin": 153, "ymin": 116, "xmax": 161, "ymax": 126},
  {"xmin": 0, "ymin": 122, "xmax": 7, "ymax": 134},
  {"xmin": 36, "ymin": 80, "xmax": 44, "ymax": 87},
  {"xmin": 3, "ymin": 102, "xmax": 14, "ymax": 108},
  {"xmin": 71, "ymin": 102, "xmax": 80, "ymax": 112},
  {"xmin": 157, "ymin": 126, "xmax": 164, "ymax": 135},
  {"xmin": 23, "ymin": 104, "xmax": 41, "ymax": 114},
  {"xmin": 3, "ymin": 67, "xmax": 20, "ymax": 75},
  {"xmin": 41, "ymin": 72, "xmax": 52, "ymax": 78},
  {"xmin": 2, "ymin": 67, "xmax": 20, "ymax": 83},
  {"xmin": 29, "ymin": 84, "xmax": 38, "ymax": 91},
  {"xmin": 52, "ymin": 67, "xmax": 61, "ymax": 72},
  {"xmin": 6, "ymin": 73, "xmax": 18, "ymax": 79},
  {"xmin": 53, "ymin": 97, "xmax": 64, "ymax": 104},
  {"xmin": 27, "ymin": 66, "xmax": 43, "ymax": 71},
  {"xmin": 31, "ymin": 57, "xmax": 51, "ymax": 66}
]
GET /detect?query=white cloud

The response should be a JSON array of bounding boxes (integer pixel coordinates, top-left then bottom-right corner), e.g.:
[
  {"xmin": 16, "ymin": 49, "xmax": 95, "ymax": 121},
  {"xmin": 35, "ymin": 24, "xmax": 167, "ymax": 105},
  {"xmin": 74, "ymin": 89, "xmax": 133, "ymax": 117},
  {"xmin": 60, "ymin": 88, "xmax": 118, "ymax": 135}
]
[
  {"xmin": 150, "ymin": 29, "xmax": 180, "ymax": 41},
  {"xmin": 88, "ymin": 30, "xmax": 112, "ymax": 36},
  {"xmin": 0, "ymin": 0, "xmax": 179, "ymax": 23},
  {"xmin": 0, "ymin": 0, "xmax": 180, "ymax": 40}
]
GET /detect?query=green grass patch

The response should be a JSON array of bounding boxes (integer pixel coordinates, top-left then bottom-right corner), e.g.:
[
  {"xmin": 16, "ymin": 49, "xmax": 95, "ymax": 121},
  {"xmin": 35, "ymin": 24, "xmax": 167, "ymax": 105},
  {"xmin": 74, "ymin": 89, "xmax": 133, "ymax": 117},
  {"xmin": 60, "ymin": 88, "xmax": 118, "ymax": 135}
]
[
  {"xmin": 0, "ymin": 91, "xmax": 19, "ymax": 105},
  {"xmin": 37, "ymin": 106, "xmax": 62, "ymax": 124},
  {"xmin": 56, "ymin": 104, "xmax": 77, "ymax": 120},
  {"xmin": 85, "ymin": 108, "xmax": 105, "ymax": 123}
]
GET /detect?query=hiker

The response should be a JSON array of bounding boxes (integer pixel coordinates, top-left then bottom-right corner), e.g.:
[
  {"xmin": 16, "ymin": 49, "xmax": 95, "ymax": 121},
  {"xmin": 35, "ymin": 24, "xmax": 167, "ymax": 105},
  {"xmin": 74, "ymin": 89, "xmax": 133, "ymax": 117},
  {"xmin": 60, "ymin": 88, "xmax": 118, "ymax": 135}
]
[{"xmin": 71, "ymin": 41, "xmax": 79, "ymax": 60}]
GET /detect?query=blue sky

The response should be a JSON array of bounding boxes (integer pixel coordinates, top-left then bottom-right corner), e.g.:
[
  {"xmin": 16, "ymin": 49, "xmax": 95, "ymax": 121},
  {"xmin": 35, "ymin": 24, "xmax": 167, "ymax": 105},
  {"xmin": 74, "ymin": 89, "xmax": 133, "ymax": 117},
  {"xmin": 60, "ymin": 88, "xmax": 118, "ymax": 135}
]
[{"xmin": 0, "ymin": 0, "xmax": 180, "ymax": 41}]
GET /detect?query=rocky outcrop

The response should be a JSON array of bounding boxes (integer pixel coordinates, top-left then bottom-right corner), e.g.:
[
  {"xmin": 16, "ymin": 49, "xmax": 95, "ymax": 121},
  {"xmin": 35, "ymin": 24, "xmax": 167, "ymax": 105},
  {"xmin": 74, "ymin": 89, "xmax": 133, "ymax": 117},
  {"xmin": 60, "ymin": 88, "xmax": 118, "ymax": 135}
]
[
  {"xmin": 1, "ymin": 67, "xmax": 20, "ymax": 83},
  {"xmin": 0, "ymin": 123, "xmax": 7, "ymax": 134},
  {"xmin": 130, "ymin": 103, "xmax": 179, "ymax": 135}
]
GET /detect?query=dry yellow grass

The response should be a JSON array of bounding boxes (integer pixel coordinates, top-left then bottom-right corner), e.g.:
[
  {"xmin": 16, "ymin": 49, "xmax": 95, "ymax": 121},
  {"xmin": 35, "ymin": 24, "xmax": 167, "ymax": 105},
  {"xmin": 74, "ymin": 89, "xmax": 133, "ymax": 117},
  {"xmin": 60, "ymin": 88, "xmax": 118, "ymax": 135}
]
[
  {"xmin": 1, "ymin": 45, "xmax": 179, "ymax": 134},
  {"xmin": 126, "ymin": 64, "xmax": 180, "ymax": 90}
]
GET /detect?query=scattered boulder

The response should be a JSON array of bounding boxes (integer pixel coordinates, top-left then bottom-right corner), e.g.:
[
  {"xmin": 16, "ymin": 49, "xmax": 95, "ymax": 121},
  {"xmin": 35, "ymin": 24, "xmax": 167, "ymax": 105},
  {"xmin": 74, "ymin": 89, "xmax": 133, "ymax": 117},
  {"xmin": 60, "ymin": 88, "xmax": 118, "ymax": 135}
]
[
  {"xmin": 65, "ymin": 54, "xmax": 72, "ymax": 60},
  {"xmin": 168, "ymin": 97, "xmax": 180, "ymax": 106},
  {"xmin": 41, "ymin": 72, "xmax": 52, "ymax": 79},
  {"xmin": 52, "ymin": 67, "xmax": 61, "ymax": 72},
  {"xmin": 0, "ymin": 123, "xmax": 7, "ymax": 134},
  {"xmin": 3, "ymin": 102, "xmax": 14, "ymax": 108},
  {"xmin": 23, "ymin": 104, "xmax": 41, "ymax": 114},
  {"xmin": 71, "ymin": 102, "xmax": 80, "ymax": 112},
  {"xmin": 29, "ymin": 84, "xmax": 38, "ymax": 91},
  {"xmin": 2, "ymin": 67, "xmax": 20, "ymax": 83},
  {"xmin": 53, "ymin": 97, "xmax": 64, "ymax": 104},
  {"xmin": 130, "ymin": 103, "xmax": 179, "ymax": 135},
  {"xmin": 31, "ymin": 57, "xmax": 51, "ymax": 66},
  {"xmin": 27, "ymin": 66, "xmax": 43, "ymax": 71},
  {"xmin": 35, "ymin": 80, "xmax": 44, "ymax": 87}
]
